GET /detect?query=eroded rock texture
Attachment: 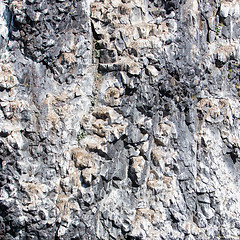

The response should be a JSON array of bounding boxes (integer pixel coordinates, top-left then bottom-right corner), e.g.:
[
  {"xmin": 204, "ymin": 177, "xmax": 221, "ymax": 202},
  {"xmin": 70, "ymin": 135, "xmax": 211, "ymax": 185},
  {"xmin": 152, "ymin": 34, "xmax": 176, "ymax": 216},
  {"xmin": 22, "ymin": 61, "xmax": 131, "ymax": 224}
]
[{"xmin": 0, "ymin": 0, "xmax": 240, "ymax": 239}]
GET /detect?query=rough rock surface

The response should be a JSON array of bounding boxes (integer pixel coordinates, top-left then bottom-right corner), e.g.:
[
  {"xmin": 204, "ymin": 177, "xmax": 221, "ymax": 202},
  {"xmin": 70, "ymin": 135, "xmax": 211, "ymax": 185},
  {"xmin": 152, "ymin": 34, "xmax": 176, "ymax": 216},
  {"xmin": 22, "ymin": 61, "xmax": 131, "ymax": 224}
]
[{"xmin": 0, "ymin": 0, "xmax": 240, "ymax": 239}]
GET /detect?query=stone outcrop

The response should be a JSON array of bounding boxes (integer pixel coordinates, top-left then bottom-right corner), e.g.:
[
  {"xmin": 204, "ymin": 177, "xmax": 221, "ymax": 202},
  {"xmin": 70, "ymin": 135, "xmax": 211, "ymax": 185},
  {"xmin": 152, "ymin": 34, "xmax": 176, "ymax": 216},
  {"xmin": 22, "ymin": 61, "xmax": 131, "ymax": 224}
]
[{"xmin": 0, "ymin": 0, "xmax": 240, "ymax": 239}]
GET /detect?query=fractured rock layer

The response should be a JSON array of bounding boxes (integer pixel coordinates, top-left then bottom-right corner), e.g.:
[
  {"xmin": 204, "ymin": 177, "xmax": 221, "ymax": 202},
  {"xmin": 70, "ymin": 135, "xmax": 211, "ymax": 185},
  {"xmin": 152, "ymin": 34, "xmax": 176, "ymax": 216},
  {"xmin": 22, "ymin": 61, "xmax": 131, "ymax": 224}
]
[{"xmin": 0, "ymin": 0, "xmax": 240, "ymax": 239}]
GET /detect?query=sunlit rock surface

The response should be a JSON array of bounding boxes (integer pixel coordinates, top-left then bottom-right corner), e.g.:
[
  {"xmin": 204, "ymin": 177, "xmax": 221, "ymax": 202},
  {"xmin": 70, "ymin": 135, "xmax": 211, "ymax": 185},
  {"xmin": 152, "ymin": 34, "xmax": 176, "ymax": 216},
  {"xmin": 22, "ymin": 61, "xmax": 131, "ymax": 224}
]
[{"xmin": 0, "ymin": 0, "xmax": 240, "ymax": 239}]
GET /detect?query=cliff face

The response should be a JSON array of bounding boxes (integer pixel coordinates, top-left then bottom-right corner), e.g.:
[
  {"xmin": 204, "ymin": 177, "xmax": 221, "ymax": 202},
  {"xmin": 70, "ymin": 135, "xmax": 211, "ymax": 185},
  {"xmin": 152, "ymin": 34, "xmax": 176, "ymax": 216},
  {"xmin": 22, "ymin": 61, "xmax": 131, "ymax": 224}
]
[{"xmin": 0, "ymin": 0, "xmax": 240, "ymax": 239}]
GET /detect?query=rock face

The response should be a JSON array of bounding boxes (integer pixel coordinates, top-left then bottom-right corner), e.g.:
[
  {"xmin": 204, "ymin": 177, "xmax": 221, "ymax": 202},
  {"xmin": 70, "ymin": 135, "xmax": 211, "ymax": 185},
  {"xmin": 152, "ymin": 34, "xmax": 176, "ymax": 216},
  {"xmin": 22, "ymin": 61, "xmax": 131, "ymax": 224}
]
[{"xmin": 0, "ymin": 0, "xmax": 240, "ymax": 239}]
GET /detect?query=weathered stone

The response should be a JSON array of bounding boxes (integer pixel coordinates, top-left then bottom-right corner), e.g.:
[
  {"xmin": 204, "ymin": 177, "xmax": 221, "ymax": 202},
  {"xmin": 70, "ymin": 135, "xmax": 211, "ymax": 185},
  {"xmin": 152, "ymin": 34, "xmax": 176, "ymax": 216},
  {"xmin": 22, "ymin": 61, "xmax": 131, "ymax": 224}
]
[
  {"xmin": 72, "ymin": 148, "xmax": 93, "ymax": 169},
  {"xmin": 220, "ymin": 4, "xmax": 230, "ymax": 18},
  {"xmin": 129, "ymin": 156, "xmax": 147, "ymax": 186},
  {"xmin": 0, "ymin": 0, "xmax": 240, "ymax": 239},
  {"xmin": 126, "ymin": 124, "xmax": 142, "ymax": 144},
  {"xmin": 146, "ymin": 65, "xmax": 159, "ymax": 77},
  {"xmin": 99, "ymin": 49, "xmax": 117, "ymax": 64}
]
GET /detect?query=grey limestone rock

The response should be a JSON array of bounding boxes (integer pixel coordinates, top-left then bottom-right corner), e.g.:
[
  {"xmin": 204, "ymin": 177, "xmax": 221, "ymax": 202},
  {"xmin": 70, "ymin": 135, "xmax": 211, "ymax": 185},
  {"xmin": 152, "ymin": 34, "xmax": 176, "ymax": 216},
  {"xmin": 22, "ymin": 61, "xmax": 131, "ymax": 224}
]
[{"xmin": 0, "ymin": 0, "xmax": 240, "ymax": 239}]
